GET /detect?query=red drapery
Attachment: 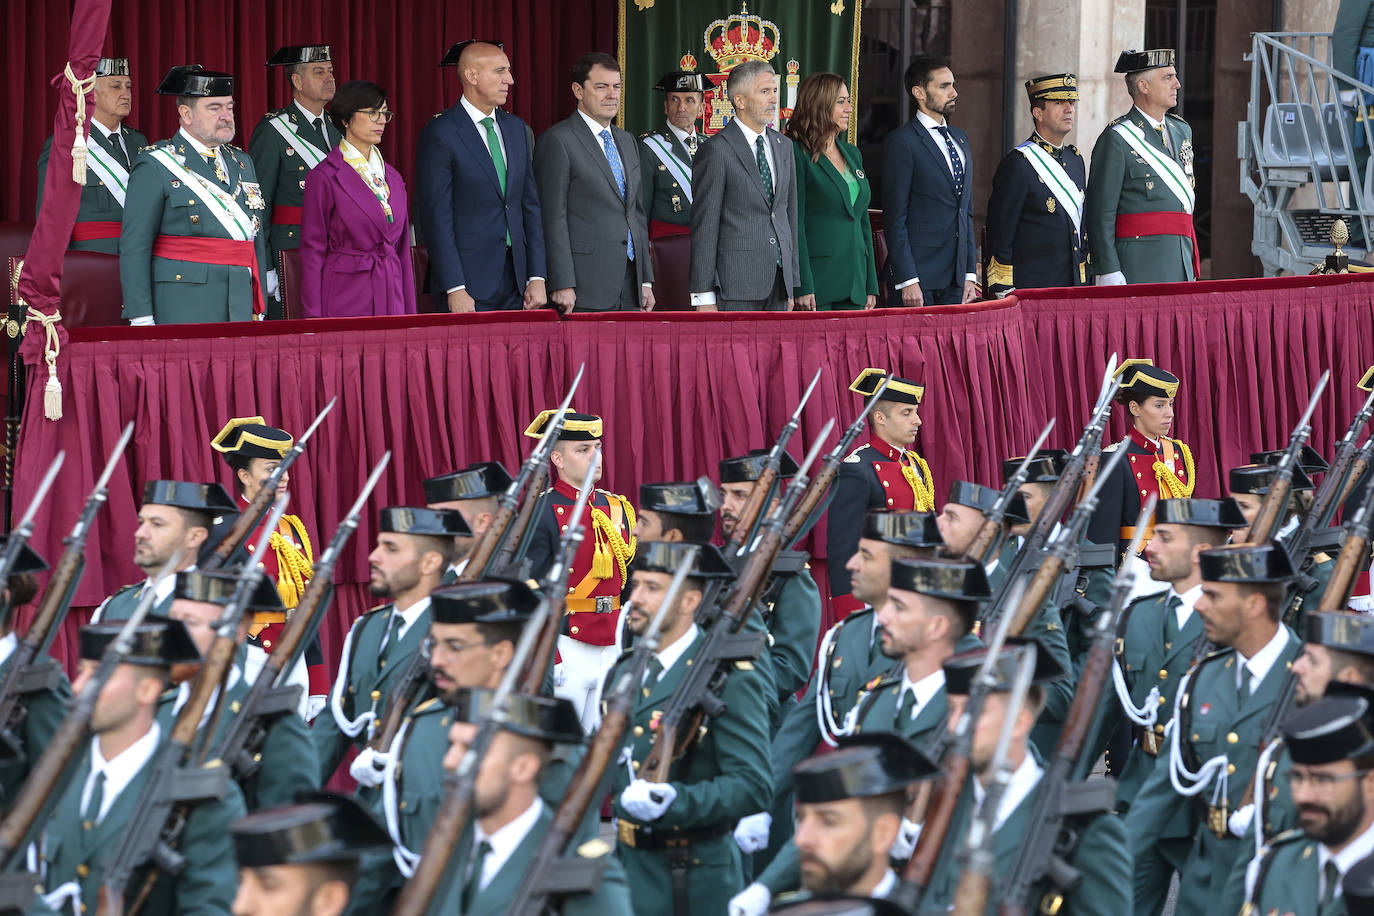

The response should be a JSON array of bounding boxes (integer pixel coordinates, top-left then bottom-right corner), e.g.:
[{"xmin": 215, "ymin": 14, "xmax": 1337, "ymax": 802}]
[
  {"xmin": 10, "ymin": 273, "xmax": 1374, "ymax": 675},
  {"xmin": 4, "ymin": 0, "xmax": 617, "ymax": 221}
]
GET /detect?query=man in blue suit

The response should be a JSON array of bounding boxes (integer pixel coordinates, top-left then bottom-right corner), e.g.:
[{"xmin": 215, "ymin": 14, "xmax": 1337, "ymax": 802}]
[
  {"xmin": 415, "ymin": 40, "xmax": 547, "ymax": 312},
  {"xmin": 882, "ymin": 57, "xmax": 977, "ymax": 306}
]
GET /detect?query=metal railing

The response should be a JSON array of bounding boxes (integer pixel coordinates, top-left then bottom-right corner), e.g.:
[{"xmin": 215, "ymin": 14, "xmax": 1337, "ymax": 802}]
[{"xmin": 1242, "ymin": 32, "xmax": 1374, "ymax": 274}]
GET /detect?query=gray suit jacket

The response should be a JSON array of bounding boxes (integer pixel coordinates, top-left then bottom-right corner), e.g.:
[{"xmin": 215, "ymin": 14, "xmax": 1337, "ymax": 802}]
[
  {"xmin": 689, "ymin": 119, "xmax": 799, "ymax": 302},
  {"xmin": 533, "ymin": 113, "xmax": 652, "ymax": 310}
]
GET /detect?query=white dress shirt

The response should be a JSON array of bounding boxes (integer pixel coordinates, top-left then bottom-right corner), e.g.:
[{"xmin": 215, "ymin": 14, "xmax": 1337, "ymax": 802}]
[
  {"xmin": 472, "ymin": 797, "xmax": 545, "ymax": 892},
  {"xmin": 655, "ymin": 623, "xmax": 701, "ymax": 677},
  {"xmin": 1168, "ymin": 583, "xmax": 1204, "ymax": 632},
  {"xmin": 870, "ymin": 869, "xmax": 898, "ymax": 898},
  {"xmin": 667, "ymin": 122, "xmax": 700, "ymax": 157},
  {"xmin": 384, "ymin": 596, "xmax": 432, "ymax": 645},
  {"xmin": 81, "ymin": 722, "xmax": 162, "ymax": 823},
  {"xmin": 894, "ymin": 112, "xmax": 975, "ymax": 290},
  {"xmin": 971, "ymin": 753, "xmax": 1043, "ymax": 832},
  {"xmin": 1319, "ymin": 818, "xmax": 1374, "ymax": 899},
  {"xmin": 1236, "ymin": 625, "xmax": 1291, "ymax": 695},
  {"xmin": 177, "ymin": 127, "xmax": 220, "ymax": 161},
  {"xmin": 897, "ymin": 668, "xmax": 946, "ymax": 721},
  {"xmin": 90, "ymin": 117, "xmax": 127, "ymax": 161},
  {"xmin": 294, "ymin": 99, "xmax": 329, "ymax": 136}
]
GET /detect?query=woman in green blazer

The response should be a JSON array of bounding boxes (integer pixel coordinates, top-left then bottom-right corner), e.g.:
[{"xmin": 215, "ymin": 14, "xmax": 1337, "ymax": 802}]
[{"xmin": 787, "ymin": 72, "xmax": 878, "ymax": 310}]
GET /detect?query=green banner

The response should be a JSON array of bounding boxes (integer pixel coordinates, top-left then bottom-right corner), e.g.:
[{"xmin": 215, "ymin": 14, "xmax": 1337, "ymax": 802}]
[{"xmin": 618, "ymin": 0, "xmax": 862, "ymax": 141}]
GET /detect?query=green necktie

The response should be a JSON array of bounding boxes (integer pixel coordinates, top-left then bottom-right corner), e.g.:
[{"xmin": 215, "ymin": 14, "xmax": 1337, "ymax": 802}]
[
  {"xmin": 1164, "ymin": 594, "xmax": 1182, "ymax": 645},
  {"xmin": 754, "ymin": 135, "xmax": 774, "ymax": 209},
  {"xmin": 380, "ymin": 613, "xmax": 404, "ymax": 663},
  {"xmin": 481, "ymin": 117, "xmax": 511, "ymax": 246},
  {"xmin": 898, "ymin": 688, "xmax": 917, "ymax": 723},
  {"xmin": 312, "ymin": 116, "xmax": 326, "ymax": 147},
  {"xmin": 1322, "ymin": 859, "xmax": 1342, "ymax": 909},
  {"xmin": 645, "ymin": 657, "xmax": 665, "ymax": 690},
  {"xmin": 463, "ymin": 839, "xmax": 493, "ymax": 909},
  {"xmin": 105, "ymin": 131, "xmax": 130, "ymax": 171},
  {"xmin": 83, "ymin": 770, "xmax": 106, "ymax": 825}
]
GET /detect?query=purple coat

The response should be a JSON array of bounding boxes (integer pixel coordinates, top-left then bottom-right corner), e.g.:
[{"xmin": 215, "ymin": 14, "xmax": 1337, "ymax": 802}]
[{"xmin": 299, "ymin": 146, "xmax": 415, "ymax": 318}]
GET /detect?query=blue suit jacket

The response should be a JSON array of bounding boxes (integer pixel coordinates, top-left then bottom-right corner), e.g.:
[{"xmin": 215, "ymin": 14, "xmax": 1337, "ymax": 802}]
[
  {"xmin": 414, "ymin": 102, "xmax": 546, "ymax": 299},
  {"xmin": 881, "ymin": 118, "xmax": 976, "ymax": 292}
]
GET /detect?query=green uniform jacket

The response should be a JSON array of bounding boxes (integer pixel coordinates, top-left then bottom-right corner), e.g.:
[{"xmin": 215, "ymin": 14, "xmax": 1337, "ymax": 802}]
[
  {"xmin": 1246, "ymin": 829, "xmax": 1344, "ymax": 916},
  {"xmin": 638, "ymin": 125, "xmax": 694, "ymax": 228},
  {"xmin": 313, "ymin": 603, "xmax": 430, "ymax": 784},
  {"xmin": 1084, "ymin": 108, "xmax": 1196, "ymax": 283},
  {"xmin": 1123, "ymin": 628, "xmax": 1301, "ymax": 916},
  {"xmin": 918, "ymin": 759, "xmax": 1132, "ymax": 916},
  {"xmin": 246, "ymin": 105, "xmax": 342, "ymax": 260},
  {"xmin": 92, "ymin": 582, "xmax": 173, "ymax": 623},
  {"xmin": 0, "ymin": 652, "xmax": 71, "ymax": 804},
  {"xmin": 1113, "ymin": 590, "xmax": 1207, "ymax": 819},
  {"xmin": 1220, "ymin": 743, "xmax": 1296, "ymax": 914},
  {"xmin": 37, "ymin": 125, "xmax": 149, "ymax": 254},
  {"xmin": 605, "ymin": 628, "xmax": 773, "ymax": 916},
  {"xmin": 154, "ymin": 655, "xmax": 317, "ymax": 811},
  {"xmin": 41, "ymin": 737, "xmax": 246, "ymax": 915},
  {"xmin": 1336, "ymin": 0, "xmax": 1374, "ymax": 77},
  {"xmin": 1284, "ymin": 549, "xmax": 1336, "ymax": 632},
  {"xmin": 119, "ymin": 133, "xmax": 270, "ymax": 324},
  {"xmin": 765, "ymin": 568, "xmax": 823, "ymax": 704},
  {"xmin": 792, "ymin": 139, "xmax": 877, "ymax": 308}
]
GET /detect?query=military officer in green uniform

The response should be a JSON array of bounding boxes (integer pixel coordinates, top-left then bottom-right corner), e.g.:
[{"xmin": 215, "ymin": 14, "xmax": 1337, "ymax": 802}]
[
  {"xmin": 1244, "ymin": 694, "xmax": 1374, "ymax": 916},
  {"xmin": 36, "ymin": 57, "xmax": 148, "ymax": 254},
  {"xmin": 247, "ymin": 45, "xmax": 341, "ymax": 318},
  {"xmin": 92, "ymin": 480, "xmax": 238, "ymax": 624},
  {"xmin": 1107, "ymin": 497, "xmax": 1247, "ymax": 915},
  {"xmin": 0, "ymin": 541, "xmax": 71, "ymax": 803},
  {"xmin": 40, "ymin": 617, "xmax": 245, "ymax": 916},
  {"xmin": 421, "ymin": 461, "xmax": 515, "ymax": 583},
  {"xmin": 164, "ymin": 569, "xmax": 318, "ymax": 810},
  {"xmin": 313, "ymin": 506, "xmax": 467, "ymax": 784},
  {"xmin": 639, "ymin": 70, "xmax": 704, "ymax": 239},
  {"xmin": 1123, "ymin": 541, "xmax": 1302, "ymax": 916},
  {"xmin": 916, "ymin": 639, "xmax": 1132, "ymax": 916},
  {"xmin": 345, "ymin": 577, "xmax": 542, "ymax": 913},
  {"xmin": 120, "ymin": 64, "xmax": 271, "ymax": 325},
  {"xmin": 230, "ymin": 793, "xmax": 392, "ymax": 916},
  {"xmin": 1085, "ymin": 48, "xmax": 1199, "ymax": 285},
  {"xmin": 605, "ymin": 540, "xmax": 772, "ymax": 916},
  {"xmin": 984, "ymin": 73, "xmax": 1087, "ymax": 297}
]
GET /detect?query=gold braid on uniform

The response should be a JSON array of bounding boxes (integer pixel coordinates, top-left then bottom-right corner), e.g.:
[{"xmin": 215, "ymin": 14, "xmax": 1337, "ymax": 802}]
[
  {"xmin": 270, "ymin": 515, "xmax": 315, "ymax": 609},
  {"xmin": 901, "ymin": 453, "xmax": 937, "ymax": 512},
  {"xmin": 1154, "ymin": 441, "xmax": 1196, "ymax": 499},
  {"xmin": 590, "ymin": 495, "xmax": 636, "ymax": 581}
]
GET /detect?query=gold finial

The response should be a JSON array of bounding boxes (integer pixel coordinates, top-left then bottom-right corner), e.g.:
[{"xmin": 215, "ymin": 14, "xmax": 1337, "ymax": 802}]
[
  {"xmin": 1332, "ymin": 218, "xmax": 1349, "ymax": 251},
  {"xmin": 1318, "ymin": 219, "xmax": 1351, "ymax": 274}
]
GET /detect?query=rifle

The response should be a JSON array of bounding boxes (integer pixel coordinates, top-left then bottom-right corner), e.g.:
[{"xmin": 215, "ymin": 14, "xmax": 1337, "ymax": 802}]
[
  {"xmin": 0, "ymin": 427, "xmax": 130, "ymax": 760},
  {"xmin": 987, "ymin": 358, "xmax": 1119, "ymax": 614},
  {"xmin": 952, "ymin": 642, "xmax": 1039, "ymax": 916},
  {"xmin": 728, "ymin": 367, "xmax": 822, "ymax": 553},
  {"xmin": 643, "ymin": 420, "xmax": 833, "ymax": 779},
  {"xmin": 1316, "ymin": 461, "xmax": 1374, "ymax": 612},
  {"xmin": 781, "ymin": 378, "xmax": 890, "ymax": 545},
  {"xmin": 0, "ymin": 452, "xmax": 63, "ymax": 588},
  {"xmin": 983, "ymin": 445, "xmax": 1128, "ymax": 639},
  {"xmin": 964, "ymin": 419, "xmax": 1056, "ymax": 566},
  {"xmin": 1337, "ymin": 434, "xmax": 1374, "ymax": 513},
  {"xmin": 1314, "ymin": 384, "xmax": 1374, "ymax": 528},
  {"xmin": 212, "ymin": 453, "xmax": 391, "ymax": 785},
  {"xmin": 891, "ymin": 577, "xmax": 1024, "ymax": 911},
  {"xmin": 507, "ymin": 550, "xmax": 699, "ymax": 916},
  {"xmin": 469, "ymin": 363, "xmax": 585, "ymax": 578},
  {"xmin": 998, "ymin": 502, "xmax": 1154, "ymax": 916},
  {"xmin": 97, "ymin": 498, "xmax": 289, "ymax": 916},
  {"xmin": 0, "ymin": 552, "xmax": 180, "ymax": 868},
  {"xmin": 202, "ymin": 398, "xmax": 335, "ymax": 571},
  {"xmin": 1242, "ymin": 370, "xmax": 1329, "ymax": 545},
  {"xmin": 390, "ymin": 504, "xmax": 592, "ymax": 916},
  {"xmin": 1071, "ymin": 355, "xmax": 1118, "ymax": 507}
]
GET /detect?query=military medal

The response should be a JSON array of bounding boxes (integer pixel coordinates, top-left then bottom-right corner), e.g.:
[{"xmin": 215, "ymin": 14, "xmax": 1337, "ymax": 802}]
[
  {"xmin": 286, "ymin": 146, "xmax": 295, "ymax": 157},
  {"xmin": 170, "ymin": 180, "xmax": 181, "ymax": 188},
  {"xmin": 671, "ymin": 194, "xmax": 682, "ymax": 212},
  {"xmin": 1046, "ymin": 197, "xmax": 1056, "ymax": 213},
  {"xmin": 242, "ymin": 181, "xmax": 266, "ymax": 210}
]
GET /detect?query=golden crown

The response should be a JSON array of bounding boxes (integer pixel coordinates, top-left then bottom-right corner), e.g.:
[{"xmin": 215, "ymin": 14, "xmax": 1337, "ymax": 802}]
[
  {"xmin": 704, "ymin": 2, "xmax": 781, "ymax": 70},
  {"xmin": 680, "ymin": 52, "xmax": 698, "ymax": 70}
]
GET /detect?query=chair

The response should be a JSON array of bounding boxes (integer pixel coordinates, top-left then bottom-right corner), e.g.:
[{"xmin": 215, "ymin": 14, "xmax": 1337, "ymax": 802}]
[
  {"xmin": 59, "ymin": 251, "xmax": 125, "ymax": 329},
  {"xmin": 411, "ymin": 246, "xmax": 438, "ymax": 313},
  {"xmin": 1262, "ymin": 102, "xmax": 1351, "ymax": 178},
  {"xmin": 0, "ymin": 223, "xmax": 34, "ymax": 264},
  {"xmin": 648, "ymin": 234, "xmax": 692, "ymax": 311},
  {"xmin": 277, "ymin": 249, "xmax": 302, "ymax": 320}
]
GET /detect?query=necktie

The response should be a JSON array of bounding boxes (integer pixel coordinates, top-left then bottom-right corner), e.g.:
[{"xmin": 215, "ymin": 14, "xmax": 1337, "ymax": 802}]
[
  {"xmin": 204, "ymin": 147, "xmax": 229, "ymax": 185},
  {"xmin": 1237, "ymin": 661, "xmax": 1251, "ymax": 698},
  {"xmin": 1156, "ymin": 124, "xmax": 1173, "ymax": 155},
  {"xmin": 83, "ymin": 770, "xmax": 106, "ymax": 825},
  {"xmin": 898, "ymin": 688, "xmax": 917, "ymax": 723},
  {"xmin": 1323, "ymin": 859, "xmax": 1342, "ymax": 908},
  {"xmin": 108, "ymin": 132, "xmax": 130, "ymax": 171},
  {"xmin": 644, "ymin": 657, "xmax": 665, "ymax": 690},
  {"xmin": 380, "ymin": 613, "xmax": 404, "ymax": 661},
  {"xmin": 312, "ymin": 116, "xmax": 326, "ymax": 146},
  {"xmin": 599, "ymin": 129, "xmax": 634, "ymax": 262},
  {"xmin": 463, "ymin": 839, "xmax": 493, "ymax": 909},
  {"xmin": 754, "ymin": 135, "xmax": 775, "ymax": 209},
  {"xmin": 481, "ymin": 118, "xmax": 507, "ymax": 194},
  {"xmin": 936, "ymin": 125, "xmax": 964, "ymax": 198},
  {"xmin": 685, "ymin": 133, "xmax": 698, "ymax": 158},
  {"xmin": 1164, "ymin": 594, "xmax": 1182, "ymax": 645}
]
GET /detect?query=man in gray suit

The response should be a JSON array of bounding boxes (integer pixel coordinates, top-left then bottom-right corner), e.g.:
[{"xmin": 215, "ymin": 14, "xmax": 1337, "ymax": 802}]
[
  {"xmin": 689, "ymin": 59, "xmax": 799, "ymax": 312},
  {"xmin": 534, "ymin": 52, "xmax": 655, "ymax": 313}
]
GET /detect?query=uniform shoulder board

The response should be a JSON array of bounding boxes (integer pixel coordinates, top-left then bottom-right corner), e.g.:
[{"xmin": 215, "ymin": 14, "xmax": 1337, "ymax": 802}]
[
  {"xmin": 412, "ymin": 696, "xmax": 443, "ymax": 715},
  {"xmin": 432, "ymin": 112, "xmax": 443, "ymax": 120},
  {"xmin": 1166, "ymin": 111, "xmax": 1187, "ymax": 123},
  {"xmin": 1107, "ymin": 115, "xmax": 1128, "ymax": 127},
  {"xmin": 1266, "ymin": 827, "xmax": 1307, "ymax": 848},
  {"xmin": 1314, "ymin": 551, "xmax": 1332, "ymax": 564},
  {"xmin": 266, "ymin": 108, "xmax": 287, "ymax": 119},
  {"xmin": 576, "ymin": 838, "xmax": 614, "ymax": 859},
  {"xmin": 224, "ymin": 143, "xmax": 244, "ymax": 153},
  {"xmin": 866, "ymin": 673, "xmax": 895, "ymax": 691},
  {"xmin": 1201, "ymin": 645, "xmax": 1232, "ymax": 665},
  {"xmin": 842, "ymin": 443, "xmax": 869, "ymax": 463},
  {"xmin": 112, "ymin": 582, "xmax": 141, "ymax": 597},
  {"xmin": 1102, "ymin": 440, "xmax": 1121, "ymax": 453},
  {"xmin": 638, "ymin": 131, "xmax": 651, "ymax": 139},
  {"xmin": 836, "ymin": 605, "xmax": 875, "ymax": 630}
]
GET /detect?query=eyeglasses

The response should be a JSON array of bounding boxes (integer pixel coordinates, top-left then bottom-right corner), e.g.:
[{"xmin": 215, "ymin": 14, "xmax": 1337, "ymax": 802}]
[
  {"xmin": 420, "ymin": 634, "xmax": 487, "ymax": 658},
  {"xmin": 1289, "ymin": 768, "xmax": 1371, "ymax": 790},
  {"xmin": 360, "ymin": 108, "xmax": 395, "ymax": 123}
]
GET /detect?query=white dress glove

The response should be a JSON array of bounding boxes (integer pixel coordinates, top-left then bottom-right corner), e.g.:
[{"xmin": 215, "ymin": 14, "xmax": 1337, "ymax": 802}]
[
  {"xmin": 619, "ymin": 779, "xmax": 677, "ymax": 822},
  {"xmin": 265, "ymin": 268, "xmax": 280, "ymax": 299},
  {"xmin": 129, "ymin": 315, "xmax": 155, "ymax": 327},
  {"xmin": 890, "ymin": 816, "xmax": 921, "ymax": 860},
  {"xmin": 734, "ymin": 811, "xmax": 773, "ymax": 854},
  {"xmin": 305, "ymin": 694, "xmax": 327, "ymax": 723},
  {"xmin": 728, "ymin": 883, "xmax": 771, "ymax": 916},
  {"xmin": 1228, "ymin": 802, "xmax": 1255, "ymax": 838},
  {"xmin": 554, "ymin": 661, "xmax": 567, "ymax": 687},
  {"xmin": 349, "ymin": 746, "xmax": 389, "ymax": 788},
  {"xmin": 1096, "ymin": 270, "xmax": 1127, "ymax": 286}
]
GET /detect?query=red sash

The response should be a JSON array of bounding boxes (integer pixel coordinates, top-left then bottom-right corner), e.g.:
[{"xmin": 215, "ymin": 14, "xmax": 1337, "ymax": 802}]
[
  {"xmin": 649, "ymin": 220, "xmax": 691, "ymax": 239},
  {"xmin": 152, "ymin": 235, "xmax": 265, "ymax": 316},
  {"xmin": 273, "ymin": 206, "xmax": 304, "ymax": 225},
  {"xmin": 70, "ymin": 221, "xmax": 122, "ymax": 241},
  {"xmin": 1115, "ymin": 211, "xmax": 1202, "ymax": 279}
]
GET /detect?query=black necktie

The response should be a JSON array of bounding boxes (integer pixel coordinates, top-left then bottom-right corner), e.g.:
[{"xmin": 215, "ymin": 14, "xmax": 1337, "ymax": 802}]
[
  {"xmin": 898, "ymin": 688, "xmax": 917, "ymax": 723},
  {"xmin": 936, "ymin": 125, "xmax": 965, "ymax": 198},
  {"xmin": 1164, "ymin": 594, "xmax": 1182, "ymax": 644},
  {"xmin": 107, "ymin": 132, "xmax": 130, "ymax": 171},
  {"xmin": 1322, "ymin": 859, "xmax": 1342, "ymax": 909},
  {"xmin": 312, "ymin": 117, "xmax": 326, "ymax": 146},
  {"xmin": 463, "ymin": 839, "xmax": 493, "ymax": 909}
]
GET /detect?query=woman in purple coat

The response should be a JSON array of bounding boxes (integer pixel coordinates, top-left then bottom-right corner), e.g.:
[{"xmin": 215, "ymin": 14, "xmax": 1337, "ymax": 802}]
[{"xmin": 300, "ymin": 80, "xmax": 415, "ymax": 317}]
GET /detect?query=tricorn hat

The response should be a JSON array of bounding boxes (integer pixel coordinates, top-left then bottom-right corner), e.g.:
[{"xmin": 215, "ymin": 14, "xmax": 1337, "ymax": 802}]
[
  {"xmin": 448, "ymin": 688, "xmax": 584, "ymax": 744},
  {"xmin": 943, "ymin": 637, "xmax": 1067, "ymax": 695},
  {"xmin": 946, "ymin": 480, "xmax": 1031, "ymax": 526},
  {"xmin": 378, "ymin": 506, "xmax": 473, "ymax": 538},
  {"xmin": 522, "ymin": 410, "xmax": 602, "ymax": 442},
  {"xmin": 78, "ymin": 615, "xmax": 202, "ymax": 666},
  {"xmin": 156, "ymin": 64, "xmax": 234, "ymax": 97},
  {"xmin": 1002, "ymin": 449, "xmax": 1069, "ymax": 485},
  {"xmin": 860, "ymin": 510, "xmax": 943, "ymax": 549},
  {"xmin": 0, "ymin": 539, "xmax": 48, "ymax": 576},
  {"xmin": 422, "ymin": 462, "xmax": 514, "ymax": 504},
  {"xmin": 888, "ymin": 556, "xmax": 991, "ymax": 602},
  {"xmin": 173, "ymin": 569, "xmax": 285, "ymax": 614},
  {"xmin": 1306, "ymin": 611, "xmax": 1374, "ymax": 657},
  {"xmin": 1283, "ymin": 695, "xmax": 1374, "ymax": 765},
  {"xmin": 430, "ymin": 578, "xmax": 541, "ymax": 625},
  {"xmin": 1114, "ymin": 49, "xmax": 1176, "ymax": 73},
  {"xmin": 440, "ymin": 39, "xmax": 504, "ymax": 67},
  {"xmin": 1113, "ymin": 358, "xmax": 1179, "ymax": 401},
  {"xmin": 792, "ymin": 733, "xmax": 937, "ymax": 804},
  {"xmin": 1250, "ymin": 446, "xmax": 1330, "ymax": 477},
  {"xmin": 1154, "ymin": 498, "xmax": 1249, "ymax": 530},
  {"xmin": 211, "ymin": 417, "xmax": 293, "ymax": 461},
  {"xmin": 142, "ymin": 480, "xmax": 238, "ymax": 515},
  {"xmin": 1198, "ymin": 542, "xmax": 1295, "ymax": 584},
  {"xmin": 1228, "ymin": 462, "xmax": 1314, "ymax": 495},
  {"xmin": 267, "ymin": 45, "xmax": 332, "ymax": 67},
  {"xmin": 849, "ymin": 369, "xmax": 924, "ymax": 406},
  {"xmin": 96, "ymin": 58, "xmax": 131, "ymax": 77},
  {"xmin": 230, "ymin": 792, "xmax": 391, "ymax": 867},
  {"xmin": 718, "ymin": 448, "xmax": 800, "ymax": 484},
  {"xmin": 639, "ymin": 480, "xmax": 717, "ymax": 517},
  {"xmin": 629, "ymin": 540, "xmax": 733, "ymax": 580},
  {"xmin": 654, "ymin": 71, "xmax": 706, "ymax": 93}
]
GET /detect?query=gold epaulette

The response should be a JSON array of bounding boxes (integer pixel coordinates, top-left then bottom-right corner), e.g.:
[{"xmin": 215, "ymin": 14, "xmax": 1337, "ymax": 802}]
[
  {"xmin": 842, "ymin": 443, "xmax": 869, "ymax": 464},
  {"xmin": 412, "ymin": 696, "xmax": 443, "ymax": 715}
]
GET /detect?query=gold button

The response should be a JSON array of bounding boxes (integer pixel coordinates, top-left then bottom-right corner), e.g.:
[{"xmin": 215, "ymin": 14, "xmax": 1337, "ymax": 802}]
[
  {"xmin": 886, "ymin": 498, "xmax": 894, "ymax": 506},
  {"xmin": 1140, "ymin": 490, "xmax": 1148, "ymax": 497},
  {"xmin": 571, "ymin": 626, "xmax": 580, "ymax": 635},
  {"xmin": 633, "ymin": 726, "xmax": 644, "ymax": 737},
  {"xmin": 175, "ymin": 274, "xmax": 182, "ymax": 280},
  {"xmin": 1227, "ymin": 764, "xmax": 1236, "ymax": 775},
  {"xmin": 1227, "ymin": 732, "xmax": 1239, "ymax": 744},
  {"xmin": 1155, "ymin": 725, "xmax": 1165, "ymax": 735},
  {"xmin": 77, "ymin": 864, "xmax": 90, "ymax": 878},
  {"xmin": 188, "ymin": 199, "xmax": 195, "ymax": 204},
  {"xmin": 632, "ymin": 760, "xmax": 640, "ymax": 771},
  {"xmin": 1158, "ymin": 669, "xmax": 1168, "ymax": 680},
  {"xmin": 82, "ymin": 820, "xmax": 92, "ymax": 831},
  {"xmin": 1159, "ymin": 696, "xmax": 1167, "ymax": 705},
  {"xmin": 1192, "ymin": 733, "xmax": 1200, "ymax": 741},
  {"xmin": 370, "ymin": 690, "xmax": 381, "ymax": 701},
  {"xmin": 289, "ymin": 231, "xmax": 295, "ymax": 237},
  {"xmin": 642, "ymin": 688, "xmax": 651, "ymax": 697},
  {"xmin": 400, "ymin": 801, "xmax": 407, "ymax": 810},
  {"xmin": 1135, "ymin": 472, "xmax": 1142, "ymax": 479},
  {"xmin": 263, "ymin": 640, "xmax": 272, "ymax": 649},
  {"xmin": 1130, "ymin": 455, "xmax": 1137, "ymax": 463},
  {"xmin": 568, "ymin": 586, "xmax": 575, "ymax": 593}
]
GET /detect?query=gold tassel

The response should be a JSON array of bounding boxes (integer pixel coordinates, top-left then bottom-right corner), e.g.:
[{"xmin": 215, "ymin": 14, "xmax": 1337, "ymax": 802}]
[
  {"xmin": 900, "ymin": 453, "xmax": 937, "ymax": 511},
  {"xmin": 1154, "ymin": 442, "xmax": 1196, "ymax": 500},
  {"xmin": 592, "ymin": 521, "xmax": 614, "ymax": 579},
  {"xmin": 590, "ymin": 506, "xmax": 634, "ymax": 581}
]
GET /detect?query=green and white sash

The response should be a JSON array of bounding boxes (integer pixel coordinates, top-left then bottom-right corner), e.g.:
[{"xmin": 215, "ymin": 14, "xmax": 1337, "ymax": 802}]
[
  {"xmin": 149, "ymin": 147, "xmax": 256, "ymax": 241},
  {"xmin": 267, "ymin": 112, "xmax": 328, "ymax": 168},
  {"xmin": 84, "ymin": 139, "xmax": 129, "ymax": 208},
  {"xmin": 1112, "ymin": 120, "xmax": 1194, "ymax": 213},
  {"xmin": 642, "ymin": 133, "xmax": 693, "ymax": 203},
  {"xmin": 1015, "ymin": 141, "xmax": 1082, "ymax": 233}
]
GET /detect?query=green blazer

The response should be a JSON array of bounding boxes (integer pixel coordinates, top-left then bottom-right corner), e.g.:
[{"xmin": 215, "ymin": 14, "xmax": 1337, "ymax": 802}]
[
  {"xmin": 0, "ymin": 651, "xmax": 71, "ymax": 802},
  {"xmin": 247, "ymin": 105, "xmax": 343, "ymax": 258},
  {"xmin": 41, "ymin": 738, "xmax": 246, "ymax": 915},
  {"xmin": 1123, "ymin": 629, "xmax": 1301, "ymax": 916},
  {"xmin": 37, "ymin": 125, "xmax": 149, "ymax": 254},
  {"xmin": 1220, "ymin": 744, "xmax": 1297, "ymax": 914},
  {"xmin": 91, "ymin": 583, "xmax": 173, "ymax": 623},
  {"xmin": 638, "ymin": 125, "xmax": 694, "ymax": 227},
  {"xmin": 1248, "ymin": 830, "xmax": 1345, "ymax": 916},
  {"xmin": 792, "ymin": 139, "xmax": 877, "ymax": 307},
  {"xmin": 119, "ymin": 133, "xmax": 271, "ymax": 324},
  {"xmin": 765, "ymin": 568, "xmax": 823, "ymax": 703}
]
